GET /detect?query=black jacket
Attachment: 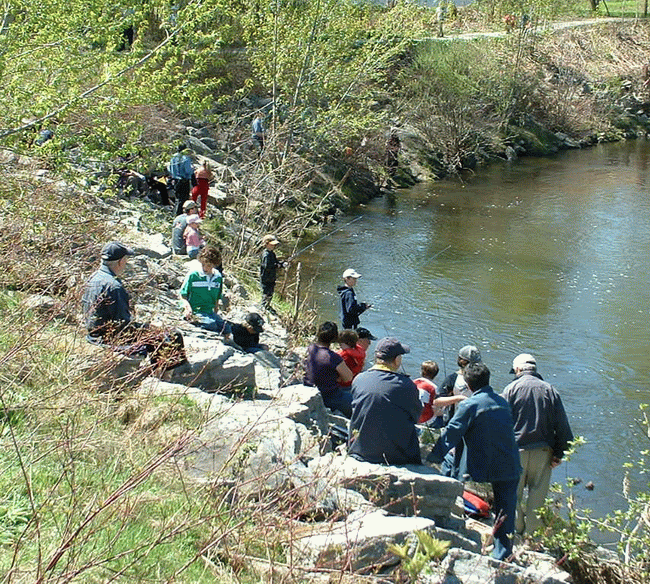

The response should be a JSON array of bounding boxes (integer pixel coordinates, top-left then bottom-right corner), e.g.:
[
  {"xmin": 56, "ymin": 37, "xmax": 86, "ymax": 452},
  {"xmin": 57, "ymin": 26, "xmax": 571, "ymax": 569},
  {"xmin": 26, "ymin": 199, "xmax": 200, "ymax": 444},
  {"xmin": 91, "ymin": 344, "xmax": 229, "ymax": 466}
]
[{"xmin": 337, "ymin": 285, "xmax": 368, "ymax": 329}]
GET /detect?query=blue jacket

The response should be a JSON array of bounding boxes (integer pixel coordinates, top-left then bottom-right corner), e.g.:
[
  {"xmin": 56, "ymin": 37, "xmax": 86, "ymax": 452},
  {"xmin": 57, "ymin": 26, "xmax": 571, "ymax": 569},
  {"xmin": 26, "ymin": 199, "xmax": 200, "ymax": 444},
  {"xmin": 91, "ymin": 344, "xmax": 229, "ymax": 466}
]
[
  {"xmin": 168, "ymin": 152, "xmax": 193, "ymax": 180},
  {"xmin": 337, "ymin": 285, "xmax": 368, "ymax": 329},
  {"xmin": 430, "ymin": 384, "xmax": 521, "ymax": 483},
  {"xmin": 82, "ymin": 263, "xmax": 132, "ymax": 341},
  {"xmin": 349, "ymin": 367, "xmax": 422, "ymax": 465}
]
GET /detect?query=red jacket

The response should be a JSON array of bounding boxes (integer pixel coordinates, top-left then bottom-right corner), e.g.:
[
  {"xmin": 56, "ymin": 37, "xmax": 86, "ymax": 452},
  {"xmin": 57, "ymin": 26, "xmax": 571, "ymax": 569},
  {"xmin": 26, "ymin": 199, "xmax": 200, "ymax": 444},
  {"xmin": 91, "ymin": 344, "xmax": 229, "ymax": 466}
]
[
  {"xmin": 337, "ymin": 344, "xmax": 366, "ymax": 387},
  {"xmin": 414, "ymin": 377, "xmax": 437, "ymax": 423}
]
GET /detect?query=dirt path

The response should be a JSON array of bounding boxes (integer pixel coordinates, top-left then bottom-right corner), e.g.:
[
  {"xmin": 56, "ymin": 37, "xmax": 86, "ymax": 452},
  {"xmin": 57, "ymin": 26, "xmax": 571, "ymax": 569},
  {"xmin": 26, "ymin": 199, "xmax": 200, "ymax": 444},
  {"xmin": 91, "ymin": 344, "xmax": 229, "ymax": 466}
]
[{"xmin": 422, "ymin": 16, "xmax": 626, "ymax": 41}]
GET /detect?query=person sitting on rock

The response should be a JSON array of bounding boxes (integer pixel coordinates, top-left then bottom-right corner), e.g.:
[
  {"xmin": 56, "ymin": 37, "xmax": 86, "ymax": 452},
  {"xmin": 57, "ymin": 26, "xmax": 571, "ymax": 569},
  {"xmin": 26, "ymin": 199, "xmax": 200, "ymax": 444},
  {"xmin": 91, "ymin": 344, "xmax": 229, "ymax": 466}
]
[
  {"xmin": 82, "ymin": 241, "xmax": 186, "ymax": 372},
  {"xmin": 183, "ymin": 214, "xmax": 205, "ymax": 260},
  {"xmin": 348, "ymin": 337, "xmax": 422, "ymax": 465},
  {"xmin": 336, "ymin": 329, "xmax": 365, "ymax": 388},
  {"xmin": 414, "ymin": 360, "xmax": 440, "ymax": 425},
  {"xmin": 356, "ymin": 327, "xmax": 377, "ymax": 369},
  {"xmin": 231, "ymin": 312, "xmax": 266, "ymax": 353},
  {"xmin": 304, "ymin": 322, "xmax": 354, "ymax": 417},
  {"xmin": 180, "ymin": 246, "xmax": 232, "ymax": 339}
]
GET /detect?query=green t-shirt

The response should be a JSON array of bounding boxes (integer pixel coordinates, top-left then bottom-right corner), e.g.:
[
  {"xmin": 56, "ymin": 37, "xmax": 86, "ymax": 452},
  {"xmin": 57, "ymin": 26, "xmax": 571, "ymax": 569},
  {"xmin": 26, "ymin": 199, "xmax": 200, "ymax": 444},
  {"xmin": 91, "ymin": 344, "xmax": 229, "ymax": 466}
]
[{"xmin": 180, "ymin": 267, "xmax": 223, "ymax": 315}]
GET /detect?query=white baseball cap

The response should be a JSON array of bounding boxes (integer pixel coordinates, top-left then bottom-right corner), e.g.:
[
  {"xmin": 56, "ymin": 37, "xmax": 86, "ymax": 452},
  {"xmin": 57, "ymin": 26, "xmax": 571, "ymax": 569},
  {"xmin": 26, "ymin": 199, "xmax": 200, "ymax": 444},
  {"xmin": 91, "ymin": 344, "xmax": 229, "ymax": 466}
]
[{"xmin": 342, "ymin": 268, "xmax": 361, "ymax": 279}]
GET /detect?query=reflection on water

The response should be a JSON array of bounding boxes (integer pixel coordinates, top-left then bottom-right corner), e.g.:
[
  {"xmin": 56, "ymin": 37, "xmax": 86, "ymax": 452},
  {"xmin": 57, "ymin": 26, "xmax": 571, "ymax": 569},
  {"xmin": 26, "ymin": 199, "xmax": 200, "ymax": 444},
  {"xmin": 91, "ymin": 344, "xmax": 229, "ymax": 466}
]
[{"xmin": 298, "ymin": 140, "xmax": 650, "ymax": 522}]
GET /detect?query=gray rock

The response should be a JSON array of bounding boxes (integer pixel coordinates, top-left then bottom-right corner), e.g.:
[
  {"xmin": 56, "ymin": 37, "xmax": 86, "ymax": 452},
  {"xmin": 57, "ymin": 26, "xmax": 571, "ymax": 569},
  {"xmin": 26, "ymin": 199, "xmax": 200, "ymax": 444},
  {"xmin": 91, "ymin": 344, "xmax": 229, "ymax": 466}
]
[
  {"xmin": 183, "ymin": 400, "xmax": 323, "ymax": 497},
  {"xmin": 308, "ymin": 455, "xmax": 463, "ymax": 522},
  {"xmin": 421, "ymin": 548, "xmax": 572, "ymax": 583},
  {"xmin": 0, "ymin": 149, "xmax": 19, "ymax": 164},
  {"xmin": 128, "ymin": 232, "xmax": 172, "ymax": 259},
  {"xmin": 186, "ymin": 136, "xmax": 214, "ymax": 157},
  {"xmin": 273, "ymin": 384, "xmax": 330, "ymax": 435},
  {"xmin": 293, "ymin": 509, "xmax": 436, "ymax": 572}
]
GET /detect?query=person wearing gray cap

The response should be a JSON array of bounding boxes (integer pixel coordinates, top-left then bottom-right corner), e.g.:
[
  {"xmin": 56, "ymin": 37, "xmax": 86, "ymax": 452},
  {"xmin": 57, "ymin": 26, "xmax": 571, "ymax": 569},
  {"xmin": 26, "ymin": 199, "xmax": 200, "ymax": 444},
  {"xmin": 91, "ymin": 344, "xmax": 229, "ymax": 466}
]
[
  {"xmin": 437, "ymin": 344, "xmax": 482, "ymax": 426},
  {"xmin": 348, "ymin": 337, "xmax": 422, "ymax": 465},
  {"xmin": 171, "ymin": 199, "xmax": 198, "ymax": 255},
  {"xmin": 82, "ymin": 241, "xmax": 186, "ymax": 370},
  {"xmin": 502, "ymin": 353, "xmax": 574, "ymax": 536}
]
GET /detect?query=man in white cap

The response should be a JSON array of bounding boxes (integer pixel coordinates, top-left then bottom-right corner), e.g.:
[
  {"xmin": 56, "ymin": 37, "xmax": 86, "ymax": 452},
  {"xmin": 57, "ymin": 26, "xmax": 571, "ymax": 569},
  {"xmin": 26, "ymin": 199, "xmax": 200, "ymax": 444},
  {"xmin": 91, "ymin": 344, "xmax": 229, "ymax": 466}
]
[
  {"xmin": 502, "ymin": 353, "xmax": 574, "ymax": 535},
  {"xmin": 348, "ymin": 337, "xmax": 422, "ymax": 465},
  {"xmin": 337, "ymin": 268, "xmax": 372, "ymax": 329}
]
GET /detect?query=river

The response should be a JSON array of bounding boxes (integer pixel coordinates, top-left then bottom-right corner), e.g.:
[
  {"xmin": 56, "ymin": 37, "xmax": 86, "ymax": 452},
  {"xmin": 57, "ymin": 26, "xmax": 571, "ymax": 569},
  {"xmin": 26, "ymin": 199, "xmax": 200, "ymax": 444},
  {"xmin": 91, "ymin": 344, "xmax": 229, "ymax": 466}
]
[{"xmin": 297, "ymin": 139, "xmax": 650, "ymax": 522}]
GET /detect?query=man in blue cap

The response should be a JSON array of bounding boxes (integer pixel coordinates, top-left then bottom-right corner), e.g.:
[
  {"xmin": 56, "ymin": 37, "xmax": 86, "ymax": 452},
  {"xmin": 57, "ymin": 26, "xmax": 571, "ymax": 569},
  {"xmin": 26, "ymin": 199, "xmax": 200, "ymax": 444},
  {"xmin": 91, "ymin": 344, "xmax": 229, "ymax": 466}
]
[
  {"xmin": 348, "ymin": 337, "xmax": 422, "ymax": 465},
  {"xmin": 82, "ymin": 241, "xmax": 186, "ymax": 370}
]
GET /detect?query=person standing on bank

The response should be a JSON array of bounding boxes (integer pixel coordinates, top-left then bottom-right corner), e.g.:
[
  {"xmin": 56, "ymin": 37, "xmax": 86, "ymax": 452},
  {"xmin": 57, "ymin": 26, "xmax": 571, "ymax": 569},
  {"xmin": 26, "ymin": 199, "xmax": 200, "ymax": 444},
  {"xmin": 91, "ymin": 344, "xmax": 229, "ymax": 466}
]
[
  {"xmin": 428, "ymin": 363, "xmax": 521, "ymax": 561},
  {"xmin": 252, "ymin": 112, "xmax": 265, "ymax": 153},
  {"xmin": 171, "ymin": 200, "xmax": 198, "ymax": 255},
  {"xmin": 348, "ymin": 337, "xmax": 422, "ymax": 465},
  {"xmin": 82, "ymin": 241, "xmax": 186, "ymax": 370},
  {"xmin": 304, "ymin": 322, "xmax": 354, "ymax": 417},
  {"xmin": 260, "ymin": 234, "xmax": 285, "ymax": 311},
  {"xmin": 502, "ymin": 353, "xmax": 574, "ymax": 536},
  {"xmin": 337, "ymin": 268, "xmax": 371, "ymax": 330},
  {"xmin": 191, "ymin": 160, "xmax": 213, "ymax": 219},
  {"xmin": 168, "ymin": 144, "xmax": 194, "ymax": 216}
]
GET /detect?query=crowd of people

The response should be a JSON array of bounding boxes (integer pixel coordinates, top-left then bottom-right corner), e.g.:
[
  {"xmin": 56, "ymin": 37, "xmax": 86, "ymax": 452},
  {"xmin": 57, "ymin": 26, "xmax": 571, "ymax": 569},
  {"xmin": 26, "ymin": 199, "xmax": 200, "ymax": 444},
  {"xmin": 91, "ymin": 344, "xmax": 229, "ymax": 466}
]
[
  {"xmin": 301, "ymin": 266, "xmax": 574, "ymax": 561},
  {"xmin": 83, "ymin": 192, "xmax": 574, "ymax": 563}
]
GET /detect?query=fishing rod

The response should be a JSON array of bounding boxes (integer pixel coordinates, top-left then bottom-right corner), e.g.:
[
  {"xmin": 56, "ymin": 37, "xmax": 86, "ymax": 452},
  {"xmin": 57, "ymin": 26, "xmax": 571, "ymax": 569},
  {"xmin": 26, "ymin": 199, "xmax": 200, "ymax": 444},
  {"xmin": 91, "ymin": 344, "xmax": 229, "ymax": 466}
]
[
  {"xmin": 287, "ymin": 215, "xmax": 363, "ymax": 262},
  {"xmin": 372, "ymin": 244, "xmax": 452, "ymax": 305}
]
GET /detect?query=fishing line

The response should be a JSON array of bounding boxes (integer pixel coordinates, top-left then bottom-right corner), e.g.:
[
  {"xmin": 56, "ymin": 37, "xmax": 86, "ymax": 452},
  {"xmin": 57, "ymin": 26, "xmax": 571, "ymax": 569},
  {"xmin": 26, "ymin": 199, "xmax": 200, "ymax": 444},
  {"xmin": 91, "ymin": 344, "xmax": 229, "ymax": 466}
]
[{"xmin": 288, "ymin": 215, "xmax": 363, "ymax": 261}]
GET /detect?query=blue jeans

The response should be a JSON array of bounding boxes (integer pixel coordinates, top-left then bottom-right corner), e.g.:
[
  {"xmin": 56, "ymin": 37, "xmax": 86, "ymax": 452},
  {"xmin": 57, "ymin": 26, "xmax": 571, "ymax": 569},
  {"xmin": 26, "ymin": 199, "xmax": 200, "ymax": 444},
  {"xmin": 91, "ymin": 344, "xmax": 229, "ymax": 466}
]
[
  {"xmin": 195, "ymin": 313, "xmax": 232, "ymax": 336},
  {"xmin": 491, "ymin": 479, "xmax": 519, "ymax": 561},
  {"xmin": 323, "ymin": 389, "xmax": 352, "ymax": 418}
]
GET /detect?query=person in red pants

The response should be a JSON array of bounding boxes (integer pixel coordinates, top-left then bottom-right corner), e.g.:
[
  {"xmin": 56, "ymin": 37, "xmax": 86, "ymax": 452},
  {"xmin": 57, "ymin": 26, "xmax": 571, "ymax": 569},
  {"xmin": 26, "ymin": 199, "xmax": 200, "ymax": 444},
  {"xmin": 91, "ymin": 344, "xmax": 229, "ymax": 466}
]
[{"xmin": 191, "ymin": 161, "xmax": 213, "ymax": 218}]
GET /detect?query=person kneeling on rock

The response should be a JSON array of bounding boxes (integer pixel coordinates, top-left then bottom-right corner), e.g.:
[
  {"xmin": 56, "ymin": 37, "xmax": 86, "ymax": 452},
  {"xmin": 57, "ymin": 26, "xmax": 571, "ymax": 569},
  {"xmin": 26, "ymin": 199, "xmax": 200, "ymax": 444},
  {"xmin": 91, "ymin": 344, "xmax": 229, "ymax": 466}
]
[{"xmin": 180, "ymin": 246, "xmax": 232, "ymax": 340}]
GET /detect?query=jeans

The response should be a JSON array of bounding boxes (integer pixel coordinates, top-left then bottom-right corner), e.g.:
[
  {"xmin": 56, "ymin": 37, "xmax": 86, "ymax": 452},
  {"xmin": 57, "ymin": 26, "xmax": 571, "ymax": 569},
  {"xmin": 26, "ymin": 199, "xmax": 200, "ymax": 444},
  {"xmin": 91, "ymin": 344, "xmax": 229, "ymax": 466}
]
[
  {"xmin": 491, "ymin": 478, "xmax": 519, "ymax": 561},
  {"xmin": 194, "ymin": 312, "xmax": 232, "ymax": 336},
  {"xmin": 322, "ymin": 389, "xmax": 352, "ymax": 418}
]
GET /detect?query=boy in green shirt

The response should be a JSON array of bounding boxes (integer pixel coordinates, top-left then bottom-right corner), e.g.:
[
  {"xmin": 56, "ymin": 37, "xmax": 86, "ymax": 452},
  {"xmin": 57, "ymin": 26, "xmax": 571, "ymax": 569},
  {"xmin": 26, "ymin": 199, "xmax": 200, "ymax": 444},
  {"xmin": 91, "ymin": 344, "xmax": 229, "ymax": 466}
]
[{"xmin": 180, "ymin": 246, "xmax": 231, "ymax": 338}]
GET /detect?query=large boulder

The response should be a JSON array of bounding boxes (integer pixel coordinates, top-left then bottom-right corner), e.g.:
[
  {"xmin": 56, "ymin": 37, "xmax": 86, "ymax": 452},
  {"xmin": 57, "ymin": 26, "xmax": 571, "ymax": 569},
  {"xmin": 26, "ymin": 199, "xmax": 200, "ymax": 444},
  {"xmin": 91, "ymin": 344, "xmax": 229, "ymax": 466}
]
[
  {"xmin": 308, "ymin": 455, "xmax": 464, "ymax": 525},
  {"xmin": 183, "ymin": 399, "xmax": 326, "ymax": 497},
  {"xmin": 421, "ymin": 548, "xmax": 572, "ymax": 584},
  {"xmin": 292, "ymin": 509, "xmax": 479, "ymax": 573},
  {"xmin": 294, "ymin": 509, "xmax": 436, "ymax": 572},
  {"xmin": 171, "ymin": 336, "xmax": 256, "ymax": 390}
]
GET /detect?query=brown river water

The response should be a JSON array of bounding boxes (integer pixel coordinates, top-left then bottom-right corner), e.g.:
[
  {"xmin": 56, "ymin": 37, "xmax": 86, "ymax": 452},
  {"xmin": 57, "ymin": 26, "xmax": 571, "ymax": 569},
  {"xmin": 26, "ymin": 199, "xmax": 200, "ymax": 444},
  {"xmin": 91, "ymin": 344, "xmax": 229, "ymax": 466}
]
[{"xmin": 297, "ymin": 139, "xmax": 650, "ymax": 522}]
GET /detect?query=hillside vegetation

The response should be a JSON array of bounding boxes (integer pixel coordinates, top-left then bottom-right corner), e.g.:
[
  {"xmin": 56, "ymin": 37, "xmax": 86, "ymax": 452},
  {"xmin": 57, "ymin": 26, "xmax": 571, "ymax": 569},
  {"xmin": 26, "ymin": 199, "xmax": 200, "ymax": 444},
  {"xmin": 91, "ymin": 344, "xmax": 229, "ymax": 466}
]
[{"xmin": 2, "ymin": 0, "xmax": 650, "ymax": 582}]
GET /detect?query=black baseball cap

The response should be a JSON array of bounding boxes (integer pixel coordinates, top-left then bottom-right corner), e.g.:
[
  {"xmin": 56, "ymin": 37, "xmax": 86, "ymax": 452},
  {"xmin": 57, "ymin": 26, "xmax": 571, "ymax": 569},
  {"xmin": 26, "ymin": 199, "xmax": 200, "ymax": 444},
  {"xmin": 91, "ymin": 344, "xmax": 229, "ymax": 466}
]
[{"xmin": 101, "ymin": 241, "xmax": 135, "ymax": 262}]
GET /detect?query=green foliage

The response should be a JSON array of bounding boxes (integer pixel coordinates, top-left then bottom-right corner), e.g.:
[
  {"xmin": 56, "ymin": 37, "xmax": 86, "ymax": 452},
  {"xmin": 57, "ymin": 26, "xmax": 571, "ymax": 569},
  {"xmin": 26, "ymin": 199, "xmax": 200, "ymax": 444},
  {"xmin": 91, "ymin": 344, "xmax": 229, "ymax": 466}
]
[
  {"xmin": 400, "ymin": 38, "xmax": 509, "ymax": 172},
  {"xmin": 539, "ymin": 428, "xmax": 650, "ymax": 583},
  {"xmin": 389, "ymin": 530, "xmax": 450, "ymax": 581}
]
